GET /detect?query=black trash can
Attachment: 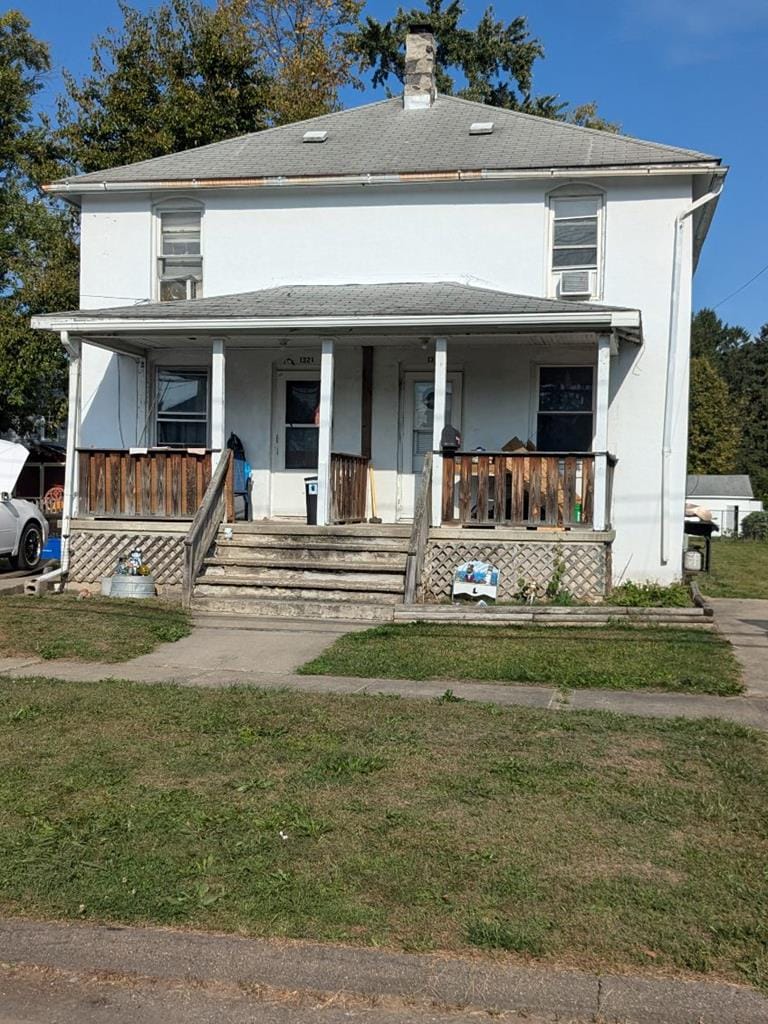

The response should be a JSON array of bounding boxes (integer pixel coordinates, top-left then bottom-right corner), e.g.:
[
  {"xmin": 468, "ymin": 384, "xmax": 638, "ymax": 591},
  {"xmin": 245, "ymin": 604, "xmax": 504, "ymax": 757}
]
[{"xmin": 304, "ymin": 476, "xmax": 318, "ymax": 525}]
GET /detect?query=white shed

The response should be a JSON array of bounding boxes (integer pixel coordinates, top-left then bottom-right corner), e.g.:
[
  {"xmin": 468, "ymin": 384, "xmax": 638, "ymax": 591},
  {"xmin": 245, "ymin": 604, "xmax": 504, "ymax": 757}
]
[{"xmin": 686, "ymin": 475, "xmax": 764, "ymax": 535}]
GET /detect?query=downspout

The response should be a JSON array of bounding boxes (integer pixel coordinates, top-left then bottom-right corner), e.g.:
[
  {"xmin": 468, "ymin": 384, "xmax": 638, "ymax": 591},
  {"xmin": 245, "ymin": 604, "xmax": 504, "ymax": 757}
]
[{"xmin": 660, "ymin": 181, "xmax": 723, "ymax": 565}]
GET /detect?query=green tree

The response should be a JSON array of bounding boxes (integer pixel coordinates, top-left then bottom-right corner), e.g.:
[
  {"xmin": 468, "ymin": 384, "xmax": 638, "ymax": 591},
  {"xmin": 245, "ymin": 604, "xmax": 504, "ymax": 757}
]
[
  {"xmin": 59, "ymin": 0, "xmax": 271, "ymax": 174},
  {"xmin": 59, "ymin": 0, "xmax": 364, "ymax": 175},
  {"xmin": 687, "ymin": 356, "xmax": 741, "ymax": 475},
  {"xmin": 242, "ymin": 0, "xmax": 363, "ymax": 124},
  {"xmin": 349, "ymin": 0, "xmax": 618, "ymax": 128},
  {"xmin": 690, "ymin": 307, "xmax": 750, "ymax": 366},
  {"xmin": 690, "ymin": 310, "xmax": 768, "ymax": 504},
  {"xmin": 0, "ymin": 10, "xmax": 78, "ymax": 436},
  {"xmin": 725, "ymin": 325, "xmax": 768, "ymax": 503}
]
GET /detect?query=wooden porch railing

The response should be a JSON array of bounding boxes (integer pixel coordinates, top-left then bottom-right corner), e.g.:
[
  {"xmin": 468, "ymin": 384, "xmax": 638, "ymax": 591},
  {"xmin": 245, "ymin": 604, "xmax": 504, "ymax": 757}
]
[
  {"xmin": 441, "ymin": 452, "xmax": 615, "ymax": 529},
  {"xmin": 77, "ymin": 448, "xmax": 216, "ymax": 519},
  {"xmin": 182, "ymin": 450, "xmax": 233, "ymax": 609},
  {"xmin": 404, "ymin": 451, "xmax": 432, "ymax": 604},
  {"xmin": 329, "ymin": 452, "xmax": 369, "ymax": 524}
]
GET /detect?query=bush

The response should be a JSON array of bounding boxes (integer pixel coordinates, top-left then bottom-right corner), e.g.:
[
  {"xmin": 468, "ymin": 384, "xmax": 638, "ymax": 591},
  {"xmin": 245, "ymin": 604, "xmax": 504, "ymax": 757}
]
[
  {"xmin": 608, "ymin": 581, "xmax": 692, "ymax": 607},
  {"xmin": 741, "ymin": 511, "xmax": 768, "ymax": 541}
]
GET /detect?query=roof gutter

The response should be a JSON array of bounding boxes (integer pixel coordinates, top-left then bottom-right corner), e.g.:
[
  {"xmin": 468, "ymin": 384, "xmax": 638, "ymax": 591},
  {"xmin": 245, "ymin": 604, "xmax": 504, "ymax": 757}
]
[
  {"xmin": 32, "ymin": 309, "xmax": 642, "ymax": 336},
  {"xmin": 44, "ymin": 163, "xmax": 726, "ymax": 199}
]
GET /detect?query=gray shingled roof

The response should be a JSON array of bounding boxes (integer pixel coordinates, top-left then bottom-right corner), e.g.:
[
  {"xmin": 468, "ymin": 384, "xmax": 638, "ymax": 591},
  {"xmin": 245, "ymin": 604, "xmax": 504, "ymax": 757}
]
[
  {"xmin": 47, "ymin": 282, "xmax": 634, "ymax": 321},
  {"xmin": 50, "ymin": 95, "xmax": 718, "ymax": 188},
  {"xmin": 687, "ymin": 475, "xmax": 755, "ymax": 499}
]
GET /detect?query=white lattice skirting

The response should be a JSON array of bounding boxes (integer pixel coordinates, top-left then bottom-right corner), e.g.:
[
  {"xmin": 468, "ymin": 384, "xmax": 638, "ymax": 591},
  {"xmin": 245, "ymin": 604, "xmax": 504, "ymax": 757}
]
[
  {"xmin": 422, "ymin": 538, "xmax": 611, "ymax": 601},
  {"xmin": 69, "ymin": 530, "xmax": 185, "ymax": 587}
]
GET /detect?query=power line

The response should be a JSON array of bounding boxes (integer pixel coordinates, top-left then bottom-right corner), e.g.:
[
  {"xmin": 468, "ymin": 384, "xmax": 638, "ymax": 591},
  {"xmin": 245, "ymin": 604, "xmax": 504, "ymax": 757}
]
[{"xmin": 713, "ymin": 261, "xmax": 768, "ymax": 310}]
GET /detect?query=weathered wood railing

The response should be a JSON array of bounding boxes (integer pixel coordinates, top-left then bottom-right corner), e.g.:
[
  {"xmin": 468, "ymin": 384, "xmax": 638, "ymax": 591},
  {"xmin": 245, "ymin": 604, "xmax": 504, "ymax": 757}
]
[
  {"xmin": 329, "ymin": 452, "xmax": 369, "ymax": 524},
  {"xmin": 441, "ymin": 452, "xmax": 615, "ymax": 529},
  {"xmin": 182, "ymin": 450, "xmax": 234, "ymax": 609},
  {"xmin": 404, "ymin": 451, "xmax": 432, "ymax": 604},
  {"xmin": 77, "ymin": 448, "xmax": 214, "ymax": 519}
]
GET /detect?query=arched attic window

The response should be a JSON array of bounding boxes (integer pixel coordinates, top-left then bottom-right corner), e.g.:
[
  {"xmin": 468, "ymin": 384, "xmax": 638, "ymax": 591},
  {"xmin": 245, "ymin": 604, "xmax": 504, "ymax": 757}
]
[
  {"xmin": 155, "ymin": 199, "xmax": 204, "ymax": 301},
  {"xmin": 547, "ymin": 184, "xmax": 605, "ymax": 301}
]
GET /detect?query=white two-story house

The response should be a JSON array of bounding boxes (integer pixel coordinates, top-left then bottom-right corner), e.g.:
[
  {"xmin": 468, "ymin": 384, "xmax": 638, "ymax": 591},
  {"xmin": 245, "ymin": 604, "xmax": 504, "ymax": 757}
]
[{"xmin": 33, "ymin": 28, "xmax": 726, "ymax": 617}]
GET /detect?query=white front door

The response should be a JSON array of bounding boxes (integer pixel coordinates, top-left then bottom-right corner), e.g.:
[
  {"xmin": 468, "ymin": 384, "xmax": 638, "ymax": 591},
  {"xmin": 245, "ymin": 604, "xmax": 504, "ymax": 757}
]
[
  {"xmin": 270, "ymin": 372, "xmax": 321, "ymax": 517},
  {"xmin": 397, "ymin": 371, "xmax": 462, "ymax": 521}
]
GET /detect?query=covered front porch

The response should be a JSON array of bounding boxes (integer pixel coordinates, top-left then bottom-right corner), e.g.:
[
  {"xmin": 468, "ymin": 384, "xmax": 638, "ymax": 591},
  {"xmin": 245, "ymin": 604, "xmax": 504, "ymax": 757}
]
[{"xmin": 34, "ymin": 282, "xmax": 641, "ymax": 604}]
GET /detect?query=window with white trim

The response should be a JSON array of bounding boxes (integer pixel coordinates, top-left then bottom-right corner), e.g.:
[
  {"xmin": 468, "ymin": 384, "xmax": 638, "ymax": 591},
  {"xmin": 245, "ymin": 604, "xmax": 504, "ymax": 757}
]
[
  {"xmin": 156, "ymin": 368, "xmax": 208, "ymax": 446},
  {"xmin": 157, "ymin": 206, "xmax": 203, "ymax": 301},
  {"xmin": 536, "ymin": 366, "xmax": 594, "ymax": 451},
  {"xmin": 548, "ymin": 188, "xmax": 603, "ymax": 299}
]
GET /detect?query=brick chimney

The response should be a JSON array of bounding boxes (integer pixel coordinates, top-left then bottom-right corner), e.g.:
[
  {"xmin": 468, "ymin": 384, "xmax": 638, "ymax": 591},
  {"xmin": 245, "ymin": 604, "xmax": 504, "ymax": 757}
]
[{"xmin": 403, "ymin": 25, "xmax": 436, "ymax": 110}]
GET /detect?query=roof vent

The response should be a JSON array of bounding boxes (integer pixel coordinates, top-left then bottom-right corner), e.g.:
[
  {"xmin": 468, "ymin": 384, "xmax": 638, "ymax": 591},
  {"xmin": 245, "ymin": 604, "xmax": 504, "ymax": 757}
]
[
  {"xmin": 302, "ymin": 130, "xmax": 328, "ymax": 143},
  {"xmin": 469, "ymin": 122, "xmax": 494, "ymax": 135}
]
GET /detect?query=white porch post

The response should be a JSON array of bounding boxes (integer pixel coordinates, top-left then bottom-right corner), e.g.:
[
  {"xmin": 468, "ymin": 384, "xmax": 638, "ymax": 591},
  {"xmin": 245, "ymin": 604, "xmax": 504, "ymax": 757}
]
[
  {"xmin": 431, "ymin": 337, "xmax": 448, "ymax": 526},
  {"xmin": 210, "ymin": 339, "xmax": 226, "ymax": 468},
  {"xmin": 592, "ymin": 333, "xmax": 612, "ymax": 531},
  {"xmin": 61, "ymin": 332, "xmax": 82, "ymax": 573},
  {"xmin": 316, "ymin": 339, "xmax": 335, "ymax": 527}
]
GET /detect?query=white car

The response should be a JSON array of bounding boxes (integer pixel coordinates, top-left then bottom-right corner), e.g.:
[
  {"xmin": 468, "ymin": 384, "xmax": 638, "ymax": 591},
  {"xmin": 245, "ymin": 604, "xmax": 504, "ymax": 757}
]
[{"xmin": 0, "ymin": 440, "xmax": 49, "ymax": 571}]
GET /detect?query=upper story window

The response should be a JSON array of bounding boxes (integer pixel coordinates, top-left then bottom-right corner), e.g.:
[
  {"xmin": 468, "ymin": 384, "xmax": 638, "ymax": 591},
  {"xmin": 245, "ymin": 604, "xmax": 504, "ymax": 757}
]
[
  {"xmin": 157, "ymin": 205, "xmax": 203, "ymax": 301},
  {"xmin": 548, "ymin": 187, "xmax": 603, "ymax": 300}
]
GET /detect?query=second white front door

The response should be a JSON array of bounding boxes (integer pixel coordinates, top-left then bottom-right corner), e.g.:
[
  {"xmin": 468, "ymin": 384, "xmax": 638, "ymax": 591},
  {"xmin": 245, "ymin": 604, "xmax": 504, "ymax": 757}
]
[{"xmin": 397, "ymin": 371, "xmax": 462, "ymax": 521}]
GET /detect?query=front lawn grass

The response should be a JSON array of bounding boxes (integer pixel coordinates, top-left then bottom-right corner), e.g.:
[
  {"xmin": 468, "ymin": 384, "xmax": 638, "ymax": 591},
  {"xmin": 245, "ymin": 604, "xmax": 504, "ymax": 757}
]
[
  {"xmin": 300, "ymin": 622, "xmax": 742, "ymax": 695},
  {"xmin": 700, "ymin": 538, "xmax": 768, "ymax": 600},
  {"xmin": 0, "ymin": 679, "xmax": 766, "ymax": 990},
  {"xmin": 0, "ymin": 594, "xmax": 190, "ymax": 662}
]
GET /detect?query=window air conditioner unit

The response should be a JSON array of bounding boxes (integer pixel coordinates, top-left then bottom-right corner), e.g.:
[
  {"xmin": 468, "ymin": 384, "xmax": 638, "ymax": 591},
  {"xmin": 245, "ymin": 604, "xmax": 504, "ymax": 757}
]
[{"xmin": 559, "ymin": 270, "xmax": 592, "ymax": 297}]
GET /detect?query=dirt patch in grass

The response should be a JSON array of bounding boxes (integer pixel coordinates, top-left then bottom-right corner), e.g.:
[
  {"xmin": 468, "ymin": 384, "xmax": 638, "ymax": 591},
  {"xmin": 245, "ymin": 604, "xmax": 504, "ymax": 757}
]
[
  {"xmin": 700, "ymin": 538, "xmax": 768, "ymax": 599},
  {"xmin": 300, "ymin": 622, "xmax": 743, "ymax": 695},
  {"xmin": 0, "ymin": 679, "xmax": 766, "ymax": 990},
  {"xmin": 0, "ymin": 594, "xmax": 190, "ymax": 662}
]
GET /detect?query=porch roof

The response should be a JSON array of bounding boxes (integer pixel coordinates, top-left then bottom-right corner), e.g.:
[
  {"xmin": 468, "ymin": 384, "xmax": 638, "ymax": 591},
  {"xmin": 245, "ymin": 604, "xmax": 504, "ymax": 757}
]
[{"xmin": 32, "ymin": 282, "xmax": 642, "ymax": 347}]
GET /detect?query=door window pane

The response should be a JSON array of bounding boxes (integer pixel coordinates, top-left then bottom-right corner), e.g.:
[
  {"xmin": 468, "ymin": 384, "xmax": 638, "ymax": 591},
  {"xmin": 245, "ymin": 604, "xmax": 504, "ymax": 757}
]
[
  {"xmin": 286, "ymin": 427, "xmax": 318, "ymax": 469},
  {"xmin": 286, "ymin": 381, "xmax": 320, "ymax": 424},
  {"xmin": 285, "ymin": 380, "xmax": 319, "ymax": 469},
  {"xmin": 412, "ymin": 381, "xmax": 453, "ymax": 461}
]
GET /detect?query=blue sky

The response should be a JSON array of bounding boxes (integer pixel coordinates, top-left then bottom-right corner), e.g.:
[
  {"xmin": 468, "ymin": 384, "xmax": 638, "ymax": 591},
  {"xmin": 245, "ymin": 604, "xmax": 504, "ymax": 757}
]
[{"xmin": 18, "ymin": 0, "xmax": 768, "ymax": 335}]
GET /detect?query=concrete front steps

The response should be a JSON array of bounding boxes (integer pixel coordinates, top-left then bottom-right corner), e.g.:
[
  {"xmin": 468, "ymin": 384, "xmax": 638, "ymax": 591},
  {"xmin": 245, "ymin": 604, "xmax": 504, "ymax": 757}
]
[{"xmin": 191, "ymin": 522, "xmax": 411, "ymax": 621}]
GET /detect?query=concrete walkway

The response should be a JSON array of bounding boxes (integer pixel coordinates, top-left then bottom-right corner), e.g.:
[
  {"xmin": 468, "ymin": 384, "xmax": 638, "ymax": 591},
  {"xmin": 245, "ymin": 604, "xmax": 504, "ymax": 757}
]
[
  {"xmin": 709, "ymin": 597, "xmax": 768, "ymax": 697},
  {"xmin": 1, "ymin": 919, "xmax": 766, "ymax": 1024},
  {"xmin": 2, "ymin": 613, "xmax": 768, "ymax": 729}
]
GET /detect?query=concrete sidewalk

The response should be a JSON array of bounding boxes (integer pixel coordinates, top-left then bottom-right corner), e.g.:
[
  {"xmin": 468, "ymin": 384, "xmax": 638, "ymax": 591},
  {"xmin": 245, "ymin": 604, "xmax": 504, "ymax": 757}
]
[
  {"xmin": 1, "ymin": 613, "xmax": 768, "ymax": 729},
  {"xmin": 0, "ymin": 919, "xmax": 766, "ymax": 1024},
  {"xmin": 709, "ymin": 597, "xmax": 768, "ymax": 697}
]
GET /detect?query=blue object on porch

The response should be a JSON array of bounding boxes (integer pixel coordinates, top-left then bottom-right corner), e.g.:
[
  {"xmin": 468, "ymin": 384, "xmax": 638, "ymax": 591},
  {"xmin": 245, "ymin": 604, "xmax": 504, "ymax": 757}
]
[
  {"xmin": 227, "ymin": 432, "xmax": 251, "ymax": 520},
  {"xmin": 41, "ymin": 536, "xmax": 61, "ymax": 561}
]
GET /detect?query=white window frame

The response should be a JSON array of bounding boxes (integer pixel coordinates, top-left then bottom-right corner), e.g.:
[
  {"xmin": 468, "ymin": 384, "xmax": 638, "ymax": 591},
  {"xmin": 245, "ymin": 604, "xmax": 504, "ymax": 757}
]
[
  {"xmin": 153, "ymin": 198, "xmax": 204, "ymax": 302},
  {"xmin": 545, "ymin": 184, "xmax": 605, "ymax": 300},
  {"xmin": 532, "ymin": 363, "xmax": 596, "ymax": 453},
  {"xmin": 155, "ymin": 365, "xmax": 210, "ymax": 448}
]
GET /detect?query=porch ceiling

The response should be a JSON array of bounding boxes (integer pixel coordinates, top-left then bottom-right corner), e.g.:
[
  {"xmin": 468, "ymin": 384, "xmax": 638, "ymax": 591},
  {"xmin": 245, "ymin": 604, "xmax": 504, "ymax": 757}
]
[{"xmin": 32, "ymin": 281, "xmax": 642, "ymax": 353}]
